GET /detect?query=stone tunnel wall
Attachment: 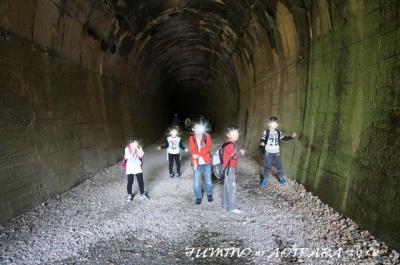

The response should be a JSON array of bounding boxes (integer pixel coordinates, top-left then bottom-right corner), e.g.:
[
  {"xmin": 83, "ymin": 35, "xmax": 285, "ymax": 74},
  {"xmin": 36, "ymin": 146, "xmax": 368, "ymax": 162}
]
[
  {"xmin": 0, "ymin": 1, "xmax": 166, "ymax": 223},
  {"xmin": 235, "ymin": 0, "xmax": 400, "ymax": 250}
]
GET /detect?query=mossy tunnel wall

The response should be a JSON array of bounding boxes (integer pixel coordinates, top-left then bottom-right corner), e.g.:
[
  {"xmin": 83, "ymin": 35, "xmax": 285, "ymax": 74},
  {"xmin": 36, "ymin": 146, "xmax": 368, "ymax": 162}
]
[{"xmin": 0, "ymin": 0, "xmax": 399, "ymax": 250}]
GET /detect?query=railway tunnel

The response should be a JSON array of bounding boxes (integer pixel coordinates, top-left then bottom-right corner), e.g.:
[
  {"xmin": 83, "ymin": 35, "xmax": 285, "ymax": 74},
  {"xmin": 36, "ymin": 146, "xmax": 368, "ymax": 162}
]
[{"xmin": 0, "ymin": 0, "xmax": 399, "ymax": 260}]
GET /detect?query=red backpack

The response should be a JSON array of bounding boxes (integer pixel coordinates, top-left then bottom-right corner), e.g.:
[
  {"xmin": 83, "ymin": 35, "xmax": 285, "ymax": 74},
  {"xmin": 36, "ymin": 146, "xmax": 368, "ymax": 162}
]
[
  {"xmin": 121, "ymin": 145, "xmax": 144, "ymax": 170},
  {"xmin": 121, "ymin": 145, "xmax": 132, "ymax": 169}
]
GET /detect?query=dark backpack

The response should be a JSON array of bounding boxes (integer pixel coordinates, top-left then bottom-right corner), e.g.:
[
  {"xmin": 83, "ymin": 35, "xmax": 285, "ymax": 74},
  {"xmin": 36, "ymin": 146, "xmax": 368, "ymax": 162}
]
[{"xmin": 212, "ymin": 142, "xmax": 234, "ymax": 179}]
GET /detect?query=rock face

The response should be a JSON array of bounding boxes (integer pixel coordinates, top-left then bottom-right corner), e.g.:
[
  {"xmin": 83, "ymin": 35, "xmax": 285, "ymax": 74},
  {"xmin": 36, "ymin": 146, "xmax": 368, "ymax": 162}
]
[
  {"xmin": 0, "ymin": 1, "xmax": 167, "ymax": 224},
  {"xmin": 0, "ymin": 0, "xmax": 399, "ymax": 252}
]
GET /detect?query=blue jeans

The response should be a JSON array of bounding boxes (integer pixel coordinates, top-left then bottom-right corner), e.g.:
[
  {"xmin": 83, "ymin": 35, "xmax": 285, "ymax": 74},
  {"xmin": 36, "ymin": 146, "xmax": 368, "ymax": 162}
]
[
  {"xmin": 193, "ymin": 164, "xmax": 212, "ymax": 199},
  {"xmin": 261, "ymin": 153, "xmax": 286, "ymax": 186}
]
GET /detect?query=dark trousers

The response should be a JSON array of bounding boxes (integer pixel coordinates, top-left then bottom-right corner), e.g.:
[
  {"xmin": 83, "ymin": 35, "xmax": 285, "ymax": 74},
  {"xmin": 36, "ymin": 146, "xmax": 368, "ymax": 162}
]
[
  {"xmin": 127, "ymin": 173, "xmax": 144, "ymax": 195},
  {"xmin": 168, "ymin": 153, "xmax": 181, "ymax": 174}
]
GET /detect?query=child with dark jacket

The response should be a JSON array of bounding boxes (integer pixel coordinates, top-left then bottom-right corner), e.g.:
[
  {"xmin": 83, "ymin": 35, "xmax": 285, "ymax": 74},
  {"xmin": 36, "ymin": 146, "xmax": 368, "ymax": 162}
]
[
  {"xmin": 157, "ymin": 126, "xmax": 188, "ymax": 178},
  {"xmin": 259, "ymin": 116, "xmax": 296, "ymax": 187}
]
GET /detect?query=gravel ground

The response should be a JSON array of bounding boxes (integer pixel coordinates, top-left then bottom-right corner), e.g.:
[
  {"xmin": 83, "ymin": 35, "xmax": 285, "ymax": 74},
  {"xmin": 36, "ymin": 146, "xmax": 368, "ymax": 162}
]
[{"xmin": 0, "ymin": 139, "xmax": 399, "ymax": 265}]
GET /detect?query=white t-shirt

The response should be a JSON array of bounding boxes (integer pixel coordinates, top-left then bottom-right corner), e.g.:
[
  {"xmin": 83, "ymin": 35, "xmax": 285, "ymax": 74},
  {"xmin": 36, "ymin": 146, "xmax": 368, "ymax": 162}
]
[
  {"xmin": 262, "ymin": 130, "xmax": 284, "ymax": 154},
  {"xmin": 124, "ymin": 145, "xmax": 144, "ymax": 175},
  {"xmin": 167, "ymin": 136, "xmax": 181, "ymax": 154}
]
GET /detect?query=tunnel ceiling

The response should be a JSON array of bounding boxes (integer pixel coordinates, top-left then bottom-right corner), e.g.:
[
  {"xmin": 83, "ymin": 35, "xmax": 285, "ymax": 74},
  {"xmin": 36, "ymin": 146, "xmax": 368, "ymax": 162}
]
[{"xmin": 86, "ymin": 0, "xmax": 307, "ymax": 98}]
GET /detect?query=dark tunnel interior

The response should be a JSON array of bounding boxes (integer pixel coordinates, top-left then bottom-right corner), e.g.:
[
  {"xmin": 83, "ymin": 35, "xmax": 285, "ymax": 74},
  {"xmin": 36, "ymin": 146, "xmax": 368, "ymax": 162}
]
[{"xmin": 0, "ymin": 0, "xmax": 399, "ymax": 252}]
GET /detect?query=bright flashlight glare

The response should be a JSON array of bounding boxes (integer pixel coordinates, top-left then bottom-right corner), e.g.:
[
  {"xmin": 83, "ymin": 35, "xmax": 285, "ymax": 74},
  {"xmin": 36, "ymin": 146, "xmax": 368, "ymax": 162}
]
[
  {"xmin": 269, "ymin": 121, "xmax": 278, "ymax": 128},
  {"xmin": 169, "ymin": 129, "xmax": 178, "ymax": 136},
  {"xmin": 193, "ymin": 123, "xmax": 207, "ymax": 134}
]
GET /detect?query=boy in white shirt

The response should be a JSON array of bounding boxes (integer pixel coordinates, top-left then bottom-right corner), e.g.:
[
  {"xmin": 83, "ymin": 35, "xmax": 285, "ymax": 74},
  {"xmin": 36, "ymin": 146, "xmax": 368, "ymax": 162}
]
[
  {"xmin": 157, "ymin": 126, "xmax": 188, "ymax": 178},
  {"xmin": 259, "ymin": 116, "xmax": 297, "ymax": 187}
]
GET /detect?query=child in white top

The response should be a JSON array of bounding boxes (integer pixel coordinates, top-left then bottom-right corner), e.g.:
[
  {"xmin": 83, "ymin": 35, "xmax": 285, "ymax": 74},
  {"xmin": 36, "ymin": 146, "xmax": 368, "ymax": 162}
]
[
  {"xmin": 157, "ymin": 126, "xmax": 188, "ymax": 177},
  {"xmin": 124, "ymin": 137, "xmax": 149, "ymax": 201}
]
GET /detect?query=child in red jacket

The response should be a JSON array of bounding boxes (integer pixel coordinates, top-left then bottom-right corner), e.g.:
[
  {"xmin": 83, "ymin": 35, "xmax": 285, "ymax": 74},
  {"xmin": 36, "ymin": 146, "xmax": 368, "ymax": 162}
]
[
  {"xmin": 222, "ymin": 125, "xmax": 245, "ymax": 213},
  {"xmin": 189, "ymin": 122, "xmax": 213, "ymax": 205}
]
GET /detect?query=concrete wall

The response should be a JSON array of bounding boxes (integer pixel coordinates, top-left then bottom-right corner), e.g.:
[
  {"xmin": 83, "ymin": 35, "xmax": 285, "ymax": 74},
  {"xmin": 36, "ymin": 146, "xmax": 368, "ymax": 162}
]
[
  {"xmin": 235, "ymin": 0, "xmax": 400, "ymax": 251},
  {"xmin": 0, "ymin": 0, "xmax": 165, "ymax": 223}
]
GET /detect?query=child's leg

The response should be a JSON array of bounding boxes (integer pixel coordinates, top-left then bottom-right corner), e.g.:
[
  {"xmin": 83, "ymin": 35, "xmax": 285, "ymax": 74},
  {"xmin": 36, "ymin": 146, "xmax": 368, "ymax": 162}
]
[
  {"xmin": 168, "ymin": 153, "xmax": 174, "ymax": 174},
  {"xmin": 193, "ymin": 167, "xmax": 202, "ymax": 199},
  {"xmin": 223, "ymin": 169, "xmax": 237, "ymax": 210},
  {"xmin": 273, "ymin": 154, "xmax": 286, "ymax": 182},
  {"xmin": 261, "ymin": 154, "xmax": 272, "ymax": 186},
  {"xmin": 136, "ymin": 173, "xmax": 145, "ymax": 195},
  {"xmin": 204, "ymin": 164, "xmax": 213, "ymax": 196},
  {"xmin": 175, "ymin": 154, "xmax": 181, "ymax": 174},
  {"xmin": 127, "ymin": 174, "xmax": 134, "ymax": 195}
]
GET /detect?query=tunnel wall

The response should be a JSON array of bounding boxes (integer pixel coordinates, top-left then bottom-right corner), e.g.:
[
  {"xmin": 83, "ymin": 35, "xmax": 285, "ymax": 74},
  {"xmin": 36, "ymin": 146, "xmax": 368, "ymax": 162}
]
[
  {"xmin": 236, "ymin": 0, "xmax": 400, "ymax": 250},
  {"xmin": 297, "ymin": 0, "xmax": 400, "ymax": 250},
  {"xmin": 0, "ymin": 1, "xmax": 165, "ymax": 223}
]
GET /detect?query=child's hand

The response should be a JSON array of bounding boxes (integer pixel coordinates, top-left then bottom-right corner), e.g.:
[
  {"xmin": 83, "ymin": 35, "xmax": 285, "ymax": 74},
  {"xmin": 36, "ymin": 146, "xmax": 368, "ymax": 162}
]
[
  {"xmin": 185, "ymin": 148, "xmax": 189, "ymax": 152},
  {"xmin": 156, "ymin": 146, "xmax": 161, "ymax": 150},
  {"xmin": 292, "ymin": 132, "xmax": 297, "ymax": 138},
  {"xmin": 260, "ymin": 142, "xmax": 265, "ymax": 146},
  {"xmin": 192, "ymin": 154, "xmax": 199, "ymax": 159},
  {"xmin": 239, "ymin": 149, "xmax": 245, "ymax": 156}
]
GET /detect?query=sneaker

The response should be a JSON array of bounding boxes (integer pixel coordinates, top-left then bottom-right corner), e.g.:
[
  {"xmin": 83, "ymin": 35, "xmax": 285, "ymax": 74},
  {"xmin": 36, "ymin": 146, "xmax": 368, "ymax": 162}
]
[
  {"xmin": 169, "ymin": 173, "xmax": 174, "ymax": 178},
  {"xmin": 279, "ymin": 177, "xmax": 287, "ymax": 185},
  {"xmin": 230, "ymin": 209, "xmax": 243, "ymax": 214},
  {"xmin": 140, "ymin": 194, "xmax": 149, "ymax": 200},
  {"xmin": 175, "ymin": 173, "xmax": 180, "ymax": 178},
  {"xmin": 127, "ymin": 194, "xmax": 133, "ymax": 201},
  {"xmin": 195, "ymin": 198, "xmax": 202, "ymax": 205},
  {"xmin": 260, "ymin": 178, "xmax": 269, "ymax": 187},
  {"xmin": 207, "ymin": 195, "xmax": 213, "ymax": 202}
]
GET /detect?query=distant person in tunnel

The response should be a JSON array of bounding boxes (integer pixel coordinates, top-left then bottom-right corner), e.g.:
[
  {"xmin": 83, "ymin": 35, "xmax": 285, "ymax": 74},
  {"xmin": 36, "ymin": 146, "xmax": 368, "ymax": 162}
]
[
  {"xmin": 207, "ymin": 116, "xmax": 215, "ymax": 132},
  {"xmin": 157, "ymin": 126, "xmax": 188, "ymax": 178},
  {"xmin": 172, "ymin": 114, "xmax": 180, "ymax": 128},
  {"xmin": 189, "ymin": 122, "xmax": 213, "ymax": 205},
  {"xmin": 184, "ymin": 117, "xmax": 192, "ymax": 132},
  {"xmin": 222, "ymin": 124, "xmax": 245, "ymax": 213},
  {"xmin": 124, "ymin": 137, "xmax": 149, "ymax": 201},
  {"xmin": 259, "ymin": 116, "xmax": 297, "ymax": 188}
]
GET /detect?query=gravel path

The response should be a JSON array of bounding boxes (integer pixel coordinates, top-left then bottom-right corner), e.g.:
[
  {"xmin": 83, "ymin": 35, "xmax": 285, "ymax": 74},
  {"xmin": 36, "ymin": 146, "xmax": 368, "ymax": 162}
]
[{"xmin": 0, "ymin": 139, "xmax": 399, "ymax": 265}]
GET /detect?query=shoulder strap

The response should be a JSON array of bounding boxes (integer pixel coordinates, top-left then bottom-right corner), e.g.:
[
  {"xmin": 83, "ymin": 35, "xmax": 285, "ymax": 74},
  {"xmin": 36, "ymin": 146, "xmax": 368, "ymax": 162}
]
[
  {"xmin": 277, "ymin": 130, "xmax": 281, "ymax": 142},
  {"xmin": 264, "ymin": 130, "xmax": 270, "ymax": 143},
  {"xmin": 221, "ymin": 141, "xmax": 234, "ymax": 149}
]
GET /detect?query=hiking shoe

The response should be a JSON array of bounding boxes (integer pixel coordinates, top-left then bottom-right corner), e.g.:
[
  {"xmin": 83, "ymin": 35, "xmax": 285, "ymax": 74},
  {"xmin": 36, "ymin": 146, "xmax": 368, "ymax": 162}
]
[
  {"xmin": 169, "ymin": 173, "xmax": 174, "ymax": 178},
  {"xmin": 207, "ymin": 195, "xmax": 213, "ymax": 202},
  {"xmin": 127, "ymin": 194, "xmax": 133, "ymax": 201},
  {"xmin": 195, "ymin": 198, "xmax": 202, "ymax": 205},
  {"xmin": 140, "ymin": 194, "xmax": 149, "ymax": 200},
  {"xmin": 260, "ymin": 178, "xmax": 269, "ymax": 187},
  {"xmin": 230, "ymin": 209, "xmax": 243, "ymax": 214}
]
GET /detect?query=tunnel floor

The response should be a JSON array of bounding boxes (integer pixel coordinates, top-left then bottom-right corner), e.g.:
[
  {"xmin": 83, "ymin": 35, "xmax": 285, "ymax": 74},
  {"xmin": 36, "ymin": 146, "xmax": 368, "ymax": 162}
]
[{"xmin": 0, "ymin": 139, "xmax": 398, "ymax": 265}]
